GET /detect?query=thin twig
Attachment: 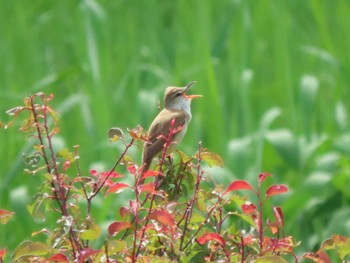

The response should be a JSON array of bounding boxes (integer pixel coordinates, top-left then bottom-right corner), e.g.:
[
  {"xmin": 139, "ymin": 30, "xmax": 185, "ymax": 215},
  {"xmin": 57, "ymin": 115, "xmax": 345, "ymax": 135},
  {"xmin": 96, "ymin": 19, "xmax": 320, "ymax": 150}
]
[{"xmin": 179, "ymin": 142, "xmax": 204, "ymax": 252}]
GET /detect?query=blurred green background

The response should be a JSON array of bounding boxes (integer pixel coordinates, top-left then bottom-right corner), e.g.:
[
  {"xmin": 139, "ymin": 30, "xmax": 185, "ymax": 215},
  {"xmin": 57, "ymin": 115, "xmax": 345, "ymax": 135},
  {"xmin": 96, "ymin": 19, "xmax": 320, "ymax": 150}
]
[{"xmin": 1, "ymin": 0, "xmax": 350, "ymax": 257}]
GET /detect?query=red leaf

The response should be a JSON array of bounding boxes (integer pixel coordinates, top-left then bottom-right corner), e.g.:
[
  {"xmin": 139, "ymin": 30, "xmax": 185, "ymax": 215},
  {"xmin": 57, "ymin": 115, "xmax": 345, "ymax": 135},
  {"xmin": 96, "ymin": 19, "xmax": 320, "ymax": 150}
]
[
  {"xmin": 128, "ymin": 126, "xmax": 149, "ymax": 142},
  {"xmin": 224, "ymin": 180, "xmax": 254, "ymax": 195},
  {"xmin": 242, "ymin": 235, "xmax": 254, "ymax": 246},
  {"xmin": 90, "ymin": 169, "xmax": 98, "ymax": 176},
  {"xmin": 129, "ymin": 200, "xmax": 138, "ymax": 215},
  {"xmin": 107, "ymin": 183, "xmax": 129, "ymax": 194},
  {"xmin": 0, "ymin": 248, "xmax": 7, "ymax": 258},
  {"xmin": 63, "ymin": 160, "xmax": 71, "ymax": 171},
  {"xmin": 48, "ymin": 253, "xmax": 69, "ymax": 262},
  {"xmin": 46, "ymin": 93, "xmax": 54, "ymax": 102},
  {"xmin": 241, "ymin": 203, "xmax": 256, "ymax": 215},
  {"xmin": 273, "ymin": 206, "xmax": 284, "ymax": 226},
  {"xmin": 266, "ymin": 184, "xmax": 288, "ymax": 197},
  {"xmin": 100, "ymin": 171, "xmax": 123, "ymax": 178},
  {"xmin": 148, "ymin": 209, "xmax": 175, "ymax": 226},
  {"xmin": 0, "ymin": 209, "xmax": 15, "ymax": 224},
  {"xmin": 77, "ymin": 248, "xmax": 101, "ymax": 263},
  {"xmin": 119, "ymin": 206, "xmax": 130, "ymax": 218},
  {"xmin": 108, "ymin": 221, "xmax": 133, "ymax": 237},
  {"xmin": 142, "ymin": 170, "xmax": 162, "ymax": 179},
  {"xmin": 303, "ymin": 250, "xmax": 331, "ymax": 263},
  {"xmin": 128, "ymin": 165, "xmax": 137, "ymax": 175},
  {"xmin": 267, "ymin": 219, "xmax": 279, "ymax": 234},
  {"xmin": 138, "ymin": 182, "xmax": 157, "ymax": 194},
  {"xmin": 258, "ymin": 172, "xmax": 271, "ymax": 184},
  {"xmin": 197, "ymin": 233, "xmax": 225, "ymax": 247}
]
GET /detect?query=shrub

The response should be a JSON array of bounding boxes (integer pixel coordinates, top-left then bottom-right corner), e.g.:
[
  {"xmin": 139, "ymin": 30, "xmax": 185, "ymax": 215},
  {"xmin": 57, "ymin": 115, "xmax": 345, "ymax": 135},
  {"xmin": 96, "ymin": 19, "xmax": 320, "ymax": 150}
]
[{"xmin": 0, "ymin": 92, "xmax": 349, "ymax": 262}]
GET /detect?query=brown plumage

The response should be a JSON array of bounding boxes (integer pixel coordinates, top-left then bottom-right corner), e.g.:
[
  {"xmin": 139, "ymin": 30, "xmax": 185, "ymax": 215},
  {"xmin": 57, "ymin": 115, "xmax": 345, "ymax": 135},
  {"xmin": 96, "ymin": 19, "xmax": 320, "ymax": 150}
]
[{"xmin": 138, "ymin": 82, "xmax": 201, "ymax": 188}]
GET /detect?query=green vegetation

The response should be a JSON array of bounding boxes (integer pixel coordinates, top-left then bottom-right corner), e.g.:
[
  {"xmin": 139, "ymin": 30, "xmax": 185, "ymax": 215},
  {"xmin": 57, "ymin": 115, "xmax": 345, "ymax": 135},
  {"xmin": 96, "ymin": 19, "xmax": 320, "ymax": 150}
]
[{"xmin": 1, "ymin": 0, "xmax": 350, "ymax": 259}]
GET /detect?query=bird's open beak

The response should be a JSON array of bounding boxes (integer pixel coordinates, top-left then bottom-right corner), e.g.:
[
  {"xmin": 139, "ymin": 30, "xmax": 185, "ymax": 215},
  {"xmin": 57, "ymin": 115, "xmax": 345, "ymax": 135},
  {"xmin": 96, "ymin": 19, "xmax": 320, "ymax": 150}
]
[{"xmin": 182, "ymin": 81, "xmax": 203, "ymax": 99}]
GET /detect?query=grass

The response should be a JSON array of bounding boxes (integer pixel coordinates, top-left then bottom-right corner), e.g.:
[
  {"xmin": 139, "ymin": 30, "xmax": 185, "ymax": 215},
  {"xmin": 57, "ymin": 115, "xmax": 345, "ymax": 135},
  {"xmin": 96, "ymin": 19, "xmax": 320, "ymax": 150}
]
[{"xmin": 1, "ymin": 0, "xmax": 350, "ymax": 257}]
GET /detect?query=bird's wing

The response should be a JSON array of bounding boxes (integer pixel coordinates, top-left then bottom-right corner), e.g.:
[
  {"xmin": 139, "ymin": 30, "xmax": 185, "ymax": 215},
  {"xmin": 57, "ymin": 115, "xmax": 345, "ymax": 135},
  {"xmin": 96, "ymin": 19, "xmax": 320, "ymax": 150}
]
[
  {"xmin": 147, "ymin": 109, "xmax": 188, "ymax": 143},
  {"xmin": 142, "ymin": 109, "xmax": 188, "ymax": 165}
]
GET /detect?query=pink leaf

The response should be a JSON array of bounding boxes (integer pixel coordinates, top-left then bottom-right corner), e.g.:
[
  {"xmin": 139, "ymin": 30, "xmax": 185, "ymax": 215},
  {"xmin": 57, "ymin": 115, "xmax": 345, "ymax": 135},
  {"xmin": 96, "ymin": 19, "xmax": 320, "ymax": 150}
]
[
  {"xmin": 128, "ymin": 164, "xmax": 137, "ymax": 175},
  {"xmin": 224, "ymin": 180, "xmax": 254, "ymax": 195},
  {"xmin": 89, "ymin": 169, "xmax": 98, "ymax": 176},
  {"xmin": 138, "ymin": 182, "xmax": 156, "ymax": 194},
  {"xmin": 48, "ymin": 253, "xmax": 69, "ymax": 262},
  {"xmin": 107, "ymin": 183, "xmax": 129, "ymax": 194},
  {"xmin": 0, "ymin": 248, "xmax": 7, "ymax": 258},
  {"xmin": 141, "ymin": 170, "xmax": 163, "ymax": 179},
  {"xmin": 0, "ymin": 209, "xmax": 15, "ymax": 224},
  {"xmin": 119, "ymin": 206, "xmax": 130, "ymax": 218},
  {"xmin": 273, "ymin": 206, "xmax": 284, "ymax": 226},
  {"xmin": 100, "ymin": 171, "xmax": 123, "ymax": 178},
  {"xmin": 63, "ymin": 160, "xmax": 71, "ymax": 172},
  {"xmin": 129, "ymin": 200, "xmax": 138, "ymax": 215},
  {"xmin": 266, "ymin": 184, "xmax": 288, "ymax": 198},
  {"xmin": 197, "ymin": 233, "xmax": 225, "ymax": 247},
  {"xmin": 304, "ymin": 250, "xmax": 331, "ymax": 263},
  {"xmin": 258, "ymin": 172, "xmax": 271, "ymax": 184},
  {"xmin": 148, "ymin": 209, "xmax": 175, "ymax": 226},
  {"xmin": 108, "ymin": 221, "xmax": 133, "ymax": 237},
  {"xmin": 77, "ymin": 248, "xmax": 101, "ymax": 263},
  {"xmin": 241, "ymin": 203, "xmax": 256, "ymax": 215}
]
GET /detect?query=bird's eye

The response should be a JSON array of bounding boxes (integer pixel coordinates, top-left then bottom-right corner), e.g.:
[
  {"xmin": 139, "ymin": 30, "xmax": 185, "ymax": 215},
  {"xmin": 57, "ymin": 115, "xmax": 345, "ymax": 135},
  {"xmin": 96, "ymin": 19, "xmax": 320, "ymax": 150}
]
[{"xmin": 176, "ymin": 92, "xmax": 182, "ymax": 97}]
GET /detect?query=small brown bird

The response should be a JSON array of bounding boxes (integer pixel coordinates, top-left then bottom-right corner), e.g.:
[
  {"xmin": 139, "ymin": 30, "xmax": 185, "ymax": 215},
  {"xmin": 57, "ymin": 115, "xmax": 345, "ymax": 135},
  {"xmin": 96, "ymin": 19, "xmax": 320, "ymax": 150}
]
[{"xmin": 139, "ymin": 81, "xmax": 202, "ymax": 186}]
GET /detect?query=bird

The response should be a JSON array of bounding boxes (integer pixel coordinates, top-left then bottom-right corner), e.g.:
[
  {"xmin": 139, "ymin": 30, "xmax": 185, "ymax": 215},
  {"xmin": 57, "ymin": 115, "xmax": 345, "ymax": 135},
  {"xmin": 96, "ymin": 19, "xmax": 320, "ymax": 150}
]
[{"xmin": 138, "ymin": 81, "xmax": 202, "ymax": 189}]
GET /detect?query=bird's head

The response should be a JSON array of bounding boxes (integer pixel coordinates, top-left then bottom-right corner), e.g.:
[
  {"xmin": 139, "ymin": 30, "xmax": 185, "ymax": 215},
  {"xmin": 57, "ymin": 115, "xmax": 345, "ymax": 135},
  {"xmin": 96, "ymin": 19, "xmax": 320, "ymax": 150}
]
[{"xmin": 164, "ymin": 81, "xmax": 202, "ymax": 110}]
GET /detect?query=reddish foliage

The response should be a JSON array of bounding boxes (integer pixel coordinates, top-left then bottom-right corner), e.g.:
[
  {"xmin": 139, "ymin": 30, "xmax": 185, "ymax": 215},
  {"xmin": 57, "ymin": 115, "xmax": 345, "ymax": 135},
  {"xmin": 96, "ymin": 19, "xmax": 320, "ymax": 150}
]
[
  {"xmin": 273, "ymin": 206, "xmax": 284, "ymax": 226},
  {"xmin": 63, "ymin": 160, "xmax": 71, "ymax": 171},
  {"xmin": 266, "ymin": 184, "xmax": 288, "ymax": 197},
  {"xmin": 5, "ymin": 92, "xmax": 346, "ymax": 262},
  {"xmin": 89, "ymin": 169, "xmax": 98, "ymax": 176},
  {"xmin": 48, "ymin": 253, "xmax": 69, "ymax": 262},
  {"xmin": 129, "ymin": 200, "xmax": 138, "ymax": 215},
  {"xmin": 224, "ymin": 180, "xmax": 254, "ymax": 195},
  {"xmin": 0, "ymin": 248, "xmax": 7, "ymax": 258},
  {"xmin": 137, "ymin": 182, "xmax": 157, "ymax": 194},
  {"xmin": 77, "ymin": 248, "xmax": 102, "ymax": 263},
  {"xmin": 100, "ymin": 171, "xmax": 123, "ymax": 178},
  {"xmin": 141, "ymin": 170, "xmax": 163, "ymax": 180},
  {"xmin": 241, "ymin": 203, "xmax": 256, "ymax": 215},
  {"xmin": 108, "ymin": 221, "xmax": 133, "ymax": 237},
  {"xmin": 148, "ymin": 209, "xmax": 175, "ymax": 226},
  {"xmin": 128, "ymin": 164, "xmax": 137, "ymax": 175},
  {"xmin": 258, "ymin": 172, "xmax": 271, "ymax": 184},
  {"xmin": 119, "ymin": 206, "xmax": 130, "ymax": 218},
  {"xmin": 304, "ymin": 250, "xmax": 331, "ymax": 263},
  {"xmin": 107, "ymin": 182, "xmax": 129, "ymax": 194},
  {"xmin": 197, "ymin": 233, "xmax": 226, "ymax": 247}
]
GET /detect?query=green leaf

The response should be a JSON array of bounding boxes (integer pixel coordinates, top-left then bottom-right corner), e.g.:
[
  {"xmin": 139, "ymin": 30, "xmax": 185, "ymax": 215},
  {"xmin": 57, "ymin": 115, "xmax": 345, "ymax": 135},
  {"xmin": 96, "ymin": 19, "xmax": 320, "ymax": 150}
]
[
  {"xmin": 27, "ymin": 193, "xmax": 48, "ymax": 220},
  {"xmin": 231, "ymin": 211, "xmax": 255, "ymax": 226},
  {"xmin": 195, "ymin": 191, "xmax": 207, "ymax": 212},
  {"xmin": 176, "ymin": 149, "xmax": 192, "ymax": 163},
  {"xmin": 107, "ymin": 240, "xmax": 126, "ymax": 255},
  {"xmin": 199, "ymin": 150, "xmax": 224, "ymax": 167},
  {"xmin": 254, "ymin": 255, "xmax": 288, "ymax": 263},
  {"xmin": 81, "ymin": 222, "xmax": 101, "ymax": 240},
  {"xmin": 13, "ymin": 241, "xmax": 48, "ymax": 262},
  {"xmin": 23, "ymin": 152, "xmax": 42, "ymax": 168},
  {"xmin": 322, "ymin": 235, "xmax": 350, "ymax": 260},
  {"xmin": 189, "ymin": 211, "xmax": 206, "ymax": 224},
  {"xmin": 57, "ymin": 148, "xmax": 75, "ymax": 162}
]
